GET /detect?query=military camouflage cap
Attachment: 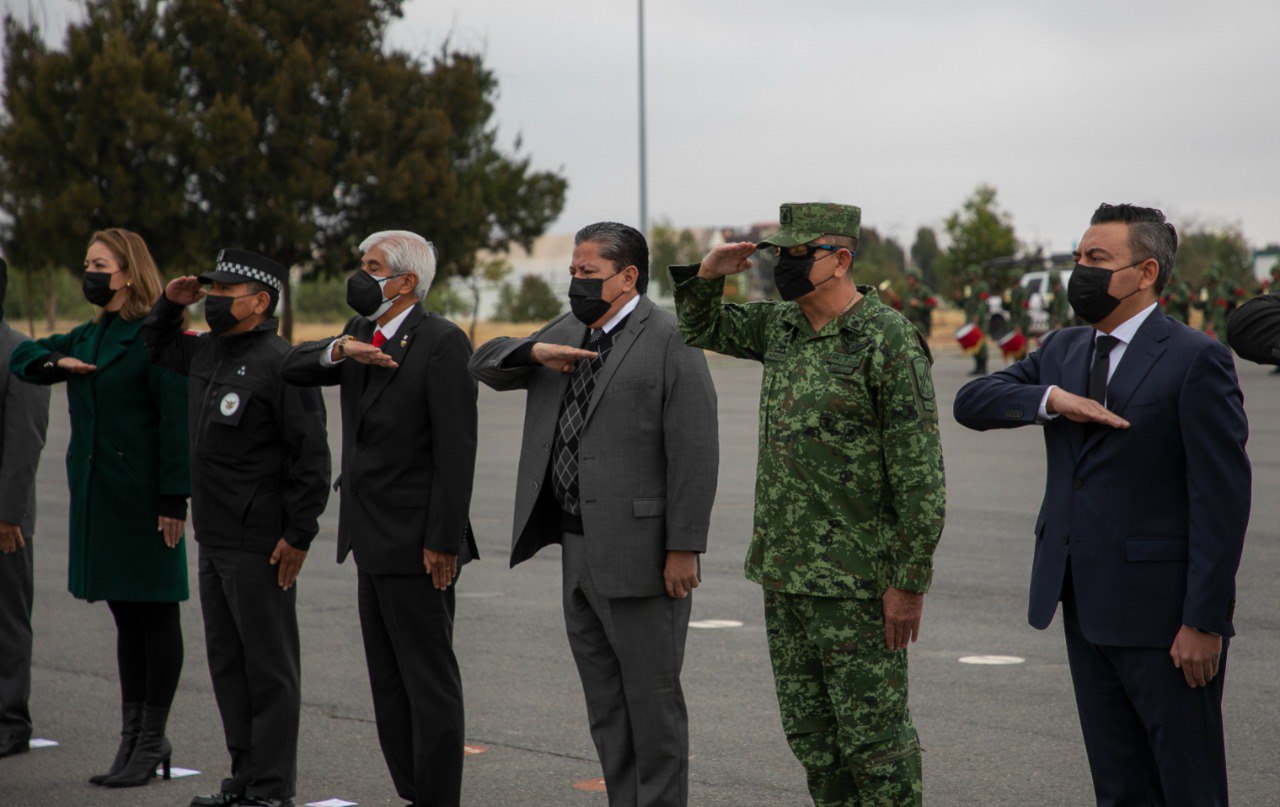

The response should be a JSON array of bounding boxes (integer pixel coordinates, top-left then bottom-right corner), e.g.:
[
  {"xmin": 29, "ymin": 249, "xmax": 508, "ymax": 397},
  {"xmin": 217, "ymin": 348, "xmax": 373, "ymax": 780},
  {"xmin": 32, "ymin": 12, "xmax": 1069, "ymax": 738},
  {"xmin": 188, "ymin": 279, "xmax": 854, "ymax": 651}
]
[{"xmin": 761, "ymin": 202, "xmax": 861, "ymax": 248}]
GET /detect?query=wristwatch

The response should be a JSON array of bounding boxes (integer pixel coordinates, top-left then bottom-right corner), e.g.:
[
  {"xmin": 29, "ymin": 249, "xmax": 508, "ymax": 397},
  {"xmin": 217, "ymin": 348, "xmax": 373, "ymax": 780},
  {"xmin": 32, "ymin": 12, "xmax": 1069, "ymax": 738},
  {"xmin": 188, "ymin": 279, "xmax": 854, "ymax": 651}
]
[{"xmin": 334, "ymin": 334, "xmax": 353, "ymax": 358}]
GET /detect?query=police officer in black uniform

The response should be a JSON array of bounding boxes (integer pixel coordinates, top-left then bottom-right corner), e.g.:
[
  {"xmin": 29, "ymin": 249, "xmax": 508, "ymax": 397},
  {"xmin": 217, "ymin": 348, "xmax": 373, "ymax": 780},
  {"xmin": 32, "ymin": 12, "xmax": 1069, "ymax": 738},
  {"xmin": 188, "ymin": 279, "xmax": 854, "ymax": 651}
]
[
  {"xmin": 1228, "ymin": 291, "xmax": 1280, "ymax": 371},
  {"xmin": 143, "ymin": 249, "xmax": 330, "ymax": 807}
]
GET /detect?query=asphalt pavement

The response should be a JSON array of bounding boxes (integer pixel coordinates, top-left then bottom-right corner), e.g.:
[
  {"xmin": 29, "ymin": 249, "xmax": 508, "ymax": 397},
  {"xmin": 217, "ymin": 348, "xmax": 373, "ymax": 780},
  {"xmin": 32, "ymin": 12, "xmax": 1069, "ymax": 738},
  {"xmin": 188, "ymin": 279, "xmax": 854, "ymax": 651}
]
[{"xmin": 3, "ymin": 347, "xmax": 1278, "ymax": 807}]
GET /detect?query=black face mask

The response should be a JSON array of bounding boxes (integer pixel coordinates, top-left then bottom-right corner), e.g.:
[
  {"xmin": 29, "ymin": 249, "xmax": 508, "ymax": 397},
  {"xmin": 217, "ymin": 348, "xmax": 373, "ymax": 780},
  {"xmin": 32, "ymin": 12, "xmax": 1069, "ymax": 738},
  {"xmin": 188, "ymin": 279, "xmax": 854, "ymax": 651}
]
[
  {"xmin": 82, "ymin": 271, "xmax": 116, "ymax": 307},
  {"xmin": 568, "ymin": 273, "xmax": 625, "ymax": 326},
  {"xmin": 773, "ymin": 253, "xmax": 817, "ymax": 301},
  {"xmin": 773, "ymin": 253, "xmax": 840, "ymax": 302},
  {"xmin": 347, "ymin": 271, "xmax": 397, "ymax": 320},
  {"xmin": 1067, "ymin": 261, "xmax": 1143, "ymax": 324},
  {"xmin": 203, "ymin": 295, "xmax": 245, "ymax": 335}
]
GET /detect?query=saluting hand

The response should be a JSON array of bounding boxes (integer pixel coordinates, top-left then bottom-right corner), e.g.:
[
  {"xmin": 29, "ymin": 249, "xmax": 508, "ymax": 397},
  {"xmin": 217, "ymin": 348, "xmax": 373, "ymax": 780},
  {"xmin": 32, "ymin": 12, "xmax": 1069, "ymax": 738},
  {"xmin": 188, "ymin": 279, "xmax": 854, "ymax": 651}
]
[
  {"xmin": 530, "ymin": 342, "xmax": 598, "ymax": 374},
  {"xmin": 344, "ymin": 339, "xmax": 399, "ymax": 369},
  {"xmin": 157, "ymin": 516, "xmax": 184, "ymax": 548},
  {"xmin": 1046, "ymin": 387, "xmax": 1130, "ymax": 429},
  {"xmin": 697, "ymin": 242, "xmax": 757, "ymax": 280},
  {"xmin": 423, "ymin": 549, "xmax": 458, "ymax": 590},
  {"xmin": 270, "ymin": 538, "xmax": 307, "ymax": 590},
  {"xmin": 56, "ymin": 357, "xmax": 97, "ymax": 374},
  {"xmin": 882, "ymin": 587, "xmax": 925, "ymax": 651},
  {"xmin": 0, "ymin": 522, "xmax": 24, "ymax": 554},
  {"xmin": 165, "ymin": 276, "xmax": 206, "ymax": 306}
]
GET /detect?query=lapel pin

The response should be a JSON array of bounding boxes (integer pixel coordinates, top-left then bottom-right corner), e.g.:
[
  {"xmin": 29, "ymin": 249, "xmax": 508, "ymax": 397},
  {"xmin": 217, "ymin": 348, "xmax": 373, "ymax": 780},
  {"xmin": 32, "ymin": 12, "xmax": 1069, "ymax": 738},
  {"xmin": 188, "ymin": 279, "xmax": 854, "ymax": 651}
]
[{"xmin": 400, "ymin": 335, "xmax": 408, "ymax": 348}]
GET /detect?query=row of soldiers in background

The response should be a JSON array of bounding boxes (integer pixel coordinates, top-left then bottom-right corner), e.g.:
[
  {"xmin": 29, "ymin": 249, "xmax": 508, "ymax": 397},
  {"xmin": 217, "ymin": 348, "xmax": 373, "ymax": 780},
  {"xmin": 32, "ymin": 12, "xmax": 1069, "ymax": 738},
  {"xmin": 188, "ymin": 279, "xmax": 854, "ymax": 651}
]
[
  {"xmin": 947, "ymin": 263, "xmax": 1280, "ymax": 376},
  {"xmin": 1166, "ymin": 264, "xmax": 1280, "ymax": 341}
]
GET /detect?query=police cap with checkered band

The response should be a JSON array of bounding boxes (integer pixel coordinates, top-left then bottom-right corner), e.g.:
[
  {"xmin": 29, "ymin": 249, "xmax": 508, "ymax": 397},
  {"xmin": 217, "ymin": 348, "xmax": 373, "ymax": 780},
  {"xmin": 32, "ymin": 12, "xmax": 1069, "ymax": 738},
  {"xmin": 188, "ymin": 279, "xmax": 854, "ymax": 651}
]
[{"xmin": 198, "ymin": 249, "xmax": 286, "ymax": 297}]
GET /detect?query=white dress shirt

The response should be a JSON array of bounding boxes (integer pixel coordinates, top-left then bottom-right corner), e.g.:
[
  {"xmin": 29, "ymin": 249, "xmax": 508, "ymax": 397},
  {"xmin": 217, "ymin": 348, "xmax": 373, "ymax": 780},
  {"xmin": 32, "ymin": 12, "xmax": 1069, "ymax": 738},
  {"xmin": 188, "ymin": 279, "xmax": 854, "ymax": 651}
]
[
  {"xmin": 321, "ymin": 303, "xmax": 416, "ymax": 366},
  {"xmin": 599, "ymin": 294, "xmax": 640, "ymax": 335},
  {"xmin": 1037, "ymin": 302, "xmax": 1159, "ymax": 419}
]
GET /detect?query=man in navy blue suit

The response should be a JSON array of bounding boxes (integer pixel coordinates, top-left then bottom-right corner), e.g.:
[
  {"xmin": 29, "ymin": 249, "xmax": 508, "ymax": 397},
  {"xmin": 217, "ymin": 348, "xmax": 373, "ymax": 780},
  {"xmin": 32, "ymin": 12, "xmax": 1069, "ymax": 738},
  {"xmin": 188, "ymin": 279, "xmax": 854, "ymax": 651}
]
[{"xmin": 954, "ymin": 203, "xmax": 1250, "ymax": 807}]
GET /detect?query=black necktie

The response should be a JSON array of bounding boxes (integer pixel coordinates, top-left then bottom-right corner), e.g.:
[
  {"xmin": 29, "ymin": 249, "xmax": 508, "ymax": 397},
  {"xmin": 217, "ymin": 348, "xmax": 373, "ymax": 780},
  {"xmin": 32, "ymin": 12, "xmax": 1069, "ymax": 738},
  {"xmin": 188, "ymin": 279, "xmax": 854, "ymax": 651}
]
[
  {"xmin": 1088, "ymin": 334, "xmax": 1120, "ymax": 405},
  {"xmin": 552, "ymin": 328, "xmax": 610, "ymax": 514}
]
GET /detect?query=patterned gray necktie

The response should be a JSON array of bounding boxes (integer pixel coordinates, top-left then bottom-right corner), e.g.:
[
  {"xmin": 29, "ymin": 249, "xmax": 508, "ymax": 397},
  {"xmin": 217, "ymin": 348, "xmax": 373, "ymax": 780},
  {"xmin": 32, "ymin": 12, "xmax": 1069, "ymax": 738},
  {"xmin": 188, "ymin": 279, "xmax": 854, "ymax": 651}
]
[{"xmin": 552, "ymin": 329, "xmax": 611, "ymax": 514}]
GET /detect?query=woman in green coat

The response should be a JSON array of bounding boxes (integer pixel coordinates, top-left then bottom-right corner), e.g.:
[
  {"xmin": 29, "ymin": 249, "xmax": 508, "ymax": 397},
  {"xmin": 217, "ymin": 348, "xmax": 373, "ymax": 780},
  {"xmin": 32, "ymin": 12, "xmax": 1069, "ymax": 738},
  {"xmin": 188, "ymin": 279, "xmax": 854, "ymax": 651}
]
[{"xmin": 10, "ymin": 228, "xmax": 189, "ymax": 789}]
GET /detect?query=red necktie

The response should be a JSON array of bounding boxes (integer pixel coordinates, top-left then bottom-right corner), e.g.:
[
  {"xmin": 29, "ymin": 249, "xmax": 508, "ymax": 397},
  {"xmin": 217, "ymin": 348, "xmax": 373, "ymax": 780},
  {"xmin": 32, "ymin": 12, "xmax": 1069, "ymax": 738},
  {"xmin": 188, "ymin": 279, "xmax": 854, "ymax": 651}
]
[{"xmin": 371, "ymin": 330, "xmax": 387, "ymax": 348}]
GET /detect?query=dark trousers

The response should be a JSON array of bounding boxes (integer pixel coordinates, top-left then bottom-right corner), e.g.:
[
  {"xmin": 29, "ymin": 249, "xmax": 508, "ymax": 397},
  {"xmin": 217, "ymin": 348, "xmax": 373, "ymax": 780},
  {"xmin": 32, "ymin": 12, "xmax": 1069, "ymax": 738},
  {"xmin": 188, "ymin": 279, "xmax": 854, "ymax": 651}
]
[
  {"xmin": 0, "ymin": 536, "xmax": 33, "ymax": 744},
  {"xmin": 357, "ymin": 570, "xmax": 464, "ymax": 807},
  {"xmin": 1062, "ymin": 578, "xmax": 1229, "ymax": 807},
  {"xmin": 561, "ymin": 532, "xmax": 692, "ymax": 807},
  {"xmin": 198, "ymin": 545, "xmax": 300, "ymax": 800}
]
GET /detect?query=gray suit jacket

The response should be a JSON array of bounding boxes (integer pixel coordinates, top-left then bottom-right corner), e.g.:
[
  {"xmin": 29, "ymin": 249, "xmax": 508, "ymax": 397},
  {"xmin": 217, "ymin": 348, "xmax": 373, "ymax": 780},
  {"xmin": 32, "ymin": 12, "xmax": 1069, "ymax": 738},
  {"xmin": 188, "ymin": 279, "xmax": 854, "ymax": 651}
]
[
  {"xmin": 0, "ymin": 321, "xmax": 51, "ymax": 538},
  {"xmin": 469, "ymin": 295, "xmax": 719, "ymax": 597}
]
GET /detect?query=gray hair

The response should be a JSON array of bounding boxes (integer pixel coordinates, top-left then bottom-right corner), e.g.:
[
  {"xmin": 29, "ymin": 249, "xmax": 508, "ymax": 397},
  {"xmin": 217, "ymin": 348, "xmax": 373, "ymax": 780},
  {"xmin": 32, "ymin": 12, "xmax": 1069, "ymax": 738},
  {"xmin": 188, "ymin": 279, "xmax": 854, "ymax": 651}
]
[
  {"xmin": 359, "ymin": 230, "xmax": 437, "ymax": 299},
  {"xmin": 1127, "ymin": 222, "xmax": 1177, "ymax": 292}
]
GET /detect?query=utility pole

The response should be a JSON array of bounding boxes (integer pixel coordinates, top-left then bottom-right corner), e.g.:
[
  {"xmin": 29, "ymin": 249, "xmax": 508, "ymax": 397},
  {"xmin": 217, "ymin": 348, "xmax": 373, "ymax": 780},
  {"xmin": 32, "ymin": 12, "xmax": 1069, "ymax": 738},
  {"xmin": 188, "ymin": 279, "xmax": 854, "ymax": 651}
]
[{"xmin": 637, "ymin": 0, "xmax": 649, "ymax": 237}]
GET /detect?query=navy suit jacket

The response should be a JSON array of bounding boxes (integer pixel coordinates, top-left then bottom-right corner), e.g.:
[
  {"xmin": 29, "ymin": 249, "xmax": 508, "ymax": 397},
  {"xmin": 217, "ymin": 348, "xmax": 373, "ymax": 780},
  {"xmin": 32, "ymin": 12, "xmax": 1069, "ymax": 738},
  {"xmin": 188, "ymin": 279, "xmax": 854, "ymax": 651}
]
[{"xmin": 953, "ymin": 311, "xmax": 1250, "ymax": 647}]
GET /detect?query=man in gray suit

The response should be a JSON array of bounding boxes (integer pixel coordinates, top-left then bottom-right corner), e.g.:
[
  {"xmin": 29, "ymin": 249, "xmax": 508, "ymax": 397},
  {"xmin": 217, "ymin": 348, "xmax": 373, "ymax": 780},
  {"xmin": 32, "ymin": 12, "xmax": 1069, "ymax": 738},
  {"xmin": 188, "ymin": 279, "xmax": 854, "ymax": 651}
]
[
  {"xmin": 470, "ymin": 222, "xmax": 718, "ymax": 807},
  {"xmin": 0, "ymin": 257, "xmax": 51, "ymax": 759}
]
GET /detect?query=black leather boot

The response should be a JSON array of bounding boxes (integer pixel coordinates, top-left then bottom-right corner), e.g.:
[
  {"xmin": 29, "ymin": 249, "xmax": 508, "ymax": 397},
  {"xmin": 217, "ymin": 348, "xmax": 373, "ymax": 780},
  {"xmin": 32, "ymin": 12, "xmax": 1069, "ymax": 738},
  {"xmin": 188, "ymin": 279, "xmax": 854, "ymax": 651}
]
[
  {"xmin": 89, "ymin": 701, "xmax": 144, "ymax": 785},
  {"xmin": 101, "ymin": 704, "xmax": 171, "ymax": 787}
]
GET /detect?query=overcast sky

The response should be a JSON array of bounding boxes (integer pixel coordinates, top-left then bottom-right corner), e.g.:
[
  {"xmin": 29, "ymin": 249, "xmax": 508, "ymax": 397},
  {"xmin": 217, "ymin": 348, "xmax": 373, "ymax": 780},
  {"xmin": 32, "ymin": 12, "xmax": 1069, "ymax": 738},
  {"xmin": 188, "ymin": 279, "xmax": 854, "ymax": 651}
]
[{"xmin": 17, "ymin": 0, "xmax": 1280, "ymax": 252}]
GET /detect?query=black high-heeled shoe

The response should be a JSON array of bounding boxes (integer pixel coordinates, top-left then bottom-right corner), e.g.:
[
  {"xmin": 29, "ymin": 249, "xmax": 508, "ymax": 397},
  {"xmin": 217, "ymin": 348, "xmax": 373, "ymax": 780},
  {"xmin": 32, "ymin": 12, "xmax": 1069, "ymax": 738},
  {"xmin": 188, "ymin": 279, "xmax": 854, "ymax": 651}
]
[
  {"xmin": 101, "ymin": 705, "xmax": 172, "ymax": 788},
  {"xmin": 89, "ymin": 701, "xmax": 144, "ymax": 785}
]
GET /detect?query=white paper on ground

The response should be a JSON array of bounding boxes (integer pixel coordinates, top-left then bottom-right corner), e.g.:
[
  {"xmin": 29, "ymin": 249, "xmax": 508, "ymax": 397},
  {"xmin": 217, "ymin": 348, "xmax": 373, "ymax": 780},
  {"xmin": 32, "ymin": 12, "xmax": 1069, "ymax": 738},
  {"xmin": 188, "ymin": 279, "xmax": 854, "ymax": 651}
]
[
  {"xmin": 958, "ymin": 655, "xmax": 1025, "ymax": 665},
  {"xmin": 689, "ymin": 619, "xmax": 744, "ymax": 629},
  {"xmin": 161, "ymin": 766, "xmax": 202, "ymax": 778},
  {"xmin": 307, "ymin": 799, "xmax": 358, "ymax": 807},
  {"xmin": 27, "ymin": 738, "xmax": 58, "ymax": 748}
]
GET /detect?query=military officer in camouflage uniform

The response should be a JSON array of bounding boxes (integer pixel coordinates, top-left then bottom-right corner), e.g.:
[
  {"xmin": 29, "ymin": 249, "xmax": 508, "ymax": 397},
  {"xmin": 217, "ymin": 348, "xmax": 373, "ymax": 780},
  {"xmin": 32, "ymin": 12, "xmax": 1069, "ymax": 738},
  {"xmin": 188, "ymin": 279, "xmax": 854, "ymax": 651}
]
[
  {"xmin": 960, "ymin": 265, "xmax": 990, "ymax": 375},
  {"xmin": 1005, "ymin": 277, "xmax": 1030, "ymax": 335},
  {"xmin": 670, "ymin": 203, "xmax": 945, "ymax": 807},
  {"xmin": 1161, "ymin": 277, "xmax": 1193, "ymax": 325},
  {"xmin": 901, "ymin": 269, "xmax": 937, "ymax": 339},
  {"xmin": 1196, "ymin": 267, "xmax": 1232, "ymax": 342}
]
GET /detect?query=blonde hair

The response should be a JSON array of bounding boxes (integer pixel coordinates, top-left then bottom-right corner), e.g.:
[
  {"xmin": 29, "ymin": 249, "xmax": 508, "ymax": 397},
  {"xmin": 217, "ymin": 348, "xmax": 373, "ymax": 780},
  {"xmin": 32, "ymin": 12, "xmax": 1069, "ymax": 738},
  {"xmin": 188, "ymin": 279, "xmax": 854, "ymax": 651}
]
[{"xmin": 89, "ymin": 228, "xmax": 163, "ymax": 321}]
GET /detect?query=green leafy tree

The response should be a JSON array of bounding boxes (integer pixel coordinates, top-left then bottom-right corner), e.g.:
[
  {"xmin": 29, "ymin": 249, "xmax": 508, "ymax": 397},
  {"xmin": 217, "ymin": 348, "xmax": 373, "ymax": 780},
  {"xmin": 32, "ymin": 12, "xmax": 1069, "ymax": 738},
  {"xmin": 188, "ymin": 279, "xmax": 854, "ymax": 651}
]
[
  {"xmin": 910, "ymin": 226, "xmax": 941, "ymax": 287},
  {"xmin": 1171, "ymin": 224, "xmax": 1251, "ymax": 288},
  {"xmin": 493, "ymin": 274, "xmax": 562, "ymax": 323},
  {"xmin": 0, "ymin": 0, "xmax": 568, "ymax": 339},
  {"xmin": 940, "ymin": 184, "xmax": 1019, "ymax": 294},
  {"xmin": 648, "ymin": 218, "xmax": 701, "ymax": 296},
  {"xmin": 853, "ymin": 227, "xmax": 906, "ymax": 290},
  {"xmin": 0, "ymin": 1, "xmax": 192, "ymax": 328}
]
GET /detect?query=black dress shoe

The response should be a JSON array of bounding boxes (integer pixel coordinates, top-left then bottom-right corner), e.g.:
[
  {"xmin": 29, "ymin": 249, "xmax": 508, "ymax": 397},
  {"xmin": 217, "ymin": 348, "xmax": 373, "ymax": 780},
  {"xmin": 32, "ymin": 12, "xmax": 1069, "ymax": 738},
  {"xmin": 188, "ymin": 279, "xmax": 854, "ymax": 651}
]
[
  {"xmin": 0, "ymin": 735, "xmax": 31, "ymax": 758},
  {"xmin": 190, "ymin": 792, "xmax": 245, "ymax": 807}
]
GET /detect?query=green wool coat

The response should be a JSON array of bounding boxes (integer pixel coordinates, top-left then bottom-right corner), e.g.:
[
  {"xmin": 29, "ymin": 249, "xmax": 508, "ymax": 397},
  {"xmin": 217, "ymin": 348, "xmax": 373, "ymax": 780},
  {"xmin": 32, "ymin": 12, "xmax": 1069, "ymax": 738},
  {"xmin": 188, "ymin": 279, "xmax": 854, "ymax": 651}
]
[{"xmin": 10, "ymin": 315, "xmax": 190, "ymax": 602}]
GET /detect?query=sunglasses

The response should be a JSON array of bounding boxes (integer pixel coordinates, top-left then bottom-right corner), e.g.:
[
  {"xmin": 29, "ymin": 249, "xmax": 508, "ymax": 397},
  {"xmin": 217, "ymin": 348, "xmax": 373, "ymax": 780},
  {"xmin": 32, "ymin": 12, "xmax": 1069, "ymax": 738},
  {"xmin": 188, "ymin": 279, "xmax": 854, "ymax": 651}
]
[{"xmin": 756, "ymin": 243, "xmax": 849, "ymax": 259}]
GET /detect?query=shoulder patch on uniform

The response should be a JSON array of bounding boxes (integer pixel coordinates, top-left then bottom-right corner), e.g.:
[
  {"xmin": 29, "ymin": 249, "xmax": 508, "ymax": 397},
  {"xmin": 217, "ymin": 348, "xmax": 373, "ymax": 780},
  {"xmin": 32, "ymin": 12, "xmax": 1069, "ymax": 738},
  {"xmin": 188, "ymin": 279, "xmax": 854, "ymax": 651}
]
[{"xmin": 911, "ymin": 356, "xmax": 935, "ymax": 401}]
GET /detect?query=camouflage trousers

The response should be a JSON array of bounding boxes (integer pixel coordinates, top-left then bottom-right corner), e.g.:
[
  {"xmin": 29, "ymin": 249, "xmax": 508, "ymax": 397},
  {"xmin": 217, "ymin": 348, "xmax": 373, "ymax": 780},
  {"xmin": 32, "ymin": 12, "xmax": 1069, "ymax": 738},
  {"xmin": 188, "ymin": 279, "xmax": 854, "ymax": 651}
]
[{"xmin": 764, "ymin": 589, "xmax": 922, "ymax": 807}]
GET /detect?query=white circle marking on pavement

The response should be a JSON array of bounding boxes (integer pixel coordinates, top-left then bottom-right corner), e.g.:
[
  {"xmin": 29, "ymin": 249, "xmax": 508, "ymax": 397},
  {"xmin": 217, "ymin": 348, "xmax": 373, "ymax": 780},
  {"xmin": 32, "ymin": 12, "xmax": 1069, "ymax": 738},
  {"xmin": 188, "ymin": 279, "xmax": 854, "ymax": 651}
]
[
  {"xmin": 688, "ymin": 619, "xmax": 745, "ymax": 629},
  {"xmin": 958, "ymin": 655, "xmax": 1026, "ymax": 665}
]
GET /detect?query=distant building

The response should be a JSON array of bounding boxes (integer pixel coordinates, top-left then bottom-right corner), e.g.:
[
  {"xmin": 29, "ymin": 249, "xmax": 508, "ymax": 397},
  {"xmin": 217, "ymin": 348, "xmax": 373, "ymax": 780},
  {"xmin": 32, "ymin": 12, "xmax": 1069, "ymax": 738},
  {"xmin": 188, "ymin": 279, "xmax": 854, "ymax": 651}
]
[
  {"xmin": 464, "ymin": 219, "xmax": 806, "ymax": 319},
  {"xmin": 1252, "ymin": 246, "xmax": 1280, "ymax": 283}
]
